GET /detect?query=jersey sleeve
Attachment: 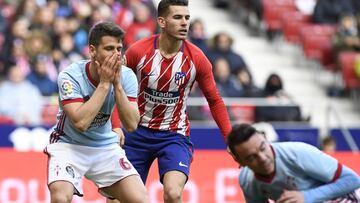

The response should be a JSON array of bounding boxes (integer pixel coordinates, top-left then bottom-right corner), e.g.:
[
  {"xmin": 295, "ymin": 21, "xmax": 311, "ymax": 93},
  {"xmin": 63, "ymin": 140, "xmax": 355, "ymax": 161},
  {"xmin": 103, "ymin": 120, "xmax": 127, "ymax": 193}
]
[
  {"xmin": 121, "ymin": 66, "xmax": 138, "ymax": 101},
  {"xmin": 124, "ymin": 45, "xmax": 139, "ymax": 71},
  {"xmin": 290, "ymin": 142, "xmax": 339, "ymax": 183},
  {"xmin": 58, "ymin": 71, "xmax": 83, "ymax": 106},
  {"xmin": 195, "ymin": 53, "xmax": 232, "ymax": 139},
  {"xmin": 111, "ymin": 106, "xmax": 122, "ymax": 129}
]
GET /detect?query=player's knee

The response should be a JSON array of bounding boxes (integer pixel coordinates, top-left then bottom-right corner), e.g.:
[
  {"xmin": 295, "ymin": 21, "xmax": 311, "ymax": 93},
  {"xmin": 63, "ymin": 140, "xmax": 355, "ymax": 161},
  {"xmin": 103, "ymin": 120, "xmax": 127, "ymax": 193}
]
[
  {"xmin": 163, "ymin": 186, "xmax": 182, "ymax": 203},
  {"xmin": 51, "ymin": 192, "xmax": 72, "ymax": 203},
  {"xmin": 129, "ymin": 193, "xmax": 149, "ymax": 203}
]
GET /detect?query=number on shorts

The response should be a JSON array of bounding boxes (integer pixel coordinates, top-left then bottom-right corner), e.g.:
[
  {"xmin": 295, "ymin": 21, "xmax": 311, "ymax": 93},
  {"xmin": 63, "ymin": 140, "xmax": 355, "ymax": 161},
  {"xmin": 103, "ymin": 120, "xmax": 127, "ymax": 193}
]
[{"xmin": 119, "ymin": 158, "xmax": 131, "ymax": 170}]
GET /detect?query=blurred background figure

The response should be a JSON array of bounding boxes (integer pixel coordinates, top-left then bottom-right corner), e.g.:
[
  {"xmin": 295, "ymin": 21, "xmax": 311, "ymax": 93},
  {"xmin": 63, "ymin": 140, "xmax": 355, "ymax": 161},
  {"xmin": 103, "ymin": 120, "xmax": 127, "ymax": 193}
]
[
  {"xmin": 333, "ymin": 14, "xmax": 360, "ymax": 58},
  {"xmin": 313, "ymin": 0, "xmax": 353, "ymax": 25},
  {"xmin": 0, "ymin": 65, "xmax": 43, "ymax": 125},
  {"xmin": 322, "ymin": 136, "xmax": 337, "ymax": 153},
  {"xmin": 26, "ymin": 55, "xmax": 58, "ymax": 96},
  {"xmin": 188, "ymin": 18, "xmax": 210, "ymax": 54},
  {"xmin": 123, "ymin": 2, "xmax": 156, "ymax": 48},
  {"xmin": 213, "ymin": 57, "xmax": 243, "ymax": 97},
  {"xmin": 208, "ymin": 32, "xmax": 248, "ymax": 75},
  {"xmin": 262, "ymin": 73, "xmax": 288, "ymax": 98}
]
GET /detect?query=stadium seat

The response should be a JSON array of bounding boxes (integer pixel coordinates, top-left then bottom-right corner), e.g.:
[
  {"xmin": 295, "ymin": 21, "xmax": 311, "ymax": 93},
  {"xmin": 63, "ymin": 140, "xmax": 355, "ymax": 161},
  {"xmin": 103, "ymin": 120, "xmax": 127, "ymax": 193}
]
[
  {"xmin": 338, "ymin": 51, "xmax": 360, "ymax": 90},
  {"xmin": 263, "ymin": 0, "xmax": 296, "ymax": 32},
  {"xmin": 282, "ymin": 11, "xmax": 311, "ymax": 44},
  {"xmin": 300, "ymin": 24, "xmax": 336, "ymax": 70}
]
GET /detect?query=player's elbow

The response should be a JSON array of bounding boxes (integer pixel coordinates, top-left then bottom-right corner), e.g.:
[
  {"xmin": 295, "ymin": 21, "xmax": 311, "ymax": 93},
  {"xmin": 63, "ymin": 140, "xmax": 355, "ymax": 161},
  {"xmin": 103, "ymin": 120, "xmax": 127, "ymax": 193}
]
[
  {"xmin": 124, "ymin": 122, "xmax": 138, "ymax": 132},
  {"xmin": 73, "ymin": 121, "xmax": 90, "ymax": 132}
]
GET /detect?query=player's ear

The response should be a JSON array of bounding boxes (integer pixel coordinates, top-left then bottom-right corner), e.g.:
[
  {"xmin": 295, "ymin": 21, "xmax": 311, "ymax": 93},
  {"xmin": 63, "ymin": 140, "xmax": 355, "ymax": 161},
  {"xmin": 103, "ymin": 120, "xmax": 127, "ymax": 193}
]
[
  {"xmin": 227, "ymin": 146, "xmax": 241, "ymax": 164},
  {"xmin": 89, "ymin": 45, "xmax": 96, "ymax": 59},
  {"xmin": 157, "ymin": 16, "xmax": 166, "ymax": 29}
]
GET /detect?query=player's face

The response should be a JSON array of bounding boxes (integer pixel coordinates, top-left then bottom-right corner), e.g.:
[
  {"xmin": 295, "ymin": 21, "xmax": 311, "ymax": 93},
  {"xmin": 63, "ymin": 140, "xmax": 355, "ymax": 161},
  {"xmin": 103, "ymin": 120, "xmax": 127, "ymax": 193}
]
[
  {"xmin": 234, "ymin": 133, "xmax": 275, "ymax": 176},
  {"xmin": 90, "ymin": 36, "xmax": 123, "ymax": 66},
  {"xmin": 159, "ymin": 5, "xmax": 190, "ymax": 40}
]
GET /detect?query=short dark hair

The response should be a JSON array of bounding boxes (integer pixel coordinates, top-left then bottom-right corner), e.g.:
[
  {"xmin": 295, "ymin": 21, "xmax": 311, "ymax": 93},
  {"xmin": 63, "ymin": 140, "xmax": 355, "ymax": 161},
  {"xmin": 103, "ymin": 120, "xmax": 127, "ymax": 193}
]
[
  {"xmin": 88, "ymin": 21, "xmax": 125, "ymax": 47},
  {"xmin": 227, "ymin": 124, "xmax": 258, "ymax": 157},
  {"xmin": 157, "ymin": 0, "xmax": 188, "ymax": 17}
]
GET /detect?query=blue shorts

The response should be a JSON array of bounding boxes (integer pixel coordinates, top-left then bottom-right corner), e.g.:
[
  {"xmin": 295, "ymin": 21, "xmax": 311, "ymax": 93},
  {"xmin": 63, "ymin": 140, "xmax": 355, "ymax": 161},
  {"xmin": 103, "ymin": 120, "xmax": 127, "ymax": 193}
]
[{"xmin": 124, "ymin": 126, "xmax": 194, "ymax": 184}]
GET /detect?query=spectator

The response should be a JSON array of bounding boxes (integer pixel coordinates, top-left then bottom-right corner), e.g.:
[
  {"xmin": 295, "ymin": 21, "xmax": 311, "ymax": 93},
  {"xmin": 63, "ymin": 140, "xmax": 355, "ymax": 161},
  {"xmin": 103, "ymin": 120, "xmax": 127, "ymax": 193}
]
[
  {"xmin": 26, "ymin": 55, "xmax": 58, "ymax": 96},
  {"xmin": 262, "ymin": 73, "xmax": 289, "ymax": 98},
  {"xmin": 313, "ymin": 0, "xmax": 353, "ymax": 25},
  {"xmin": 333, "ymin": 14, "xmax": 360, "ymax": 57},
  {"xmin": 0, "ymin": 65, "xmax": 43, "ymax": 125},
  {"xmin": 236, "ymin": 68, "xmax": 262, "ymax": 97},
  {"xmin": 213, "ymin": 57, "xmax": 243, "ymax": 97},
  {"xmin": 188, "ymin": 18, "xmax": 210, "ymax": 54},
  {"xmin": 322, "ymin": 136, "xmax": 337, "ymax": 153},
  {"xmin": 208, "ymin": 32, "xmax": 248, "ymax": 75},
  {"xmin": 123, "ymin": 2, "xmax": 156, "ymax": 48}
]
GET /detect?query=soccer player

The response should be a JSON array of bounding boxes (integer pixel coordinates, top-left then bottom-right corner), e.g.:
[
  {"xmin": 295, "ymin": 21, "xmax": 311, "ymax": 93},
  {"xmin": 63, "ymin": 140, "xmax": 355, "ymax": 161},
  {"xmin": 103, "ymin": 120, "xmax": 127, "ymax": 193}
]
[
  {"xmin": 227, "ymin": 123, "xmax": 360, "ymax": 203},
  {"xmin": 122, "ymin": 0, "xmax": 232, "ymax": 202},
  {"xmin": 44, "ymin": 21, "xmax": 149, "ymax": 203}
]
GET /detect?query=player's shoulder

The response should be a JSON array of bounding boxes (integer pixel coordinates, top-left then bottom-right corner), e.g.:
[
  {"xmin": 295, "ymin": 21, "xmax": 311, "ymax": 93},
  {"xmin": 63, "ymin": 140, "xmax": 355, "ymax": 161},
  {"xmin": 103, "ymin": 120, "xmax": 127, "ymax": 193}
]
[
  {"xmin": 274, "ymin": 142, "xmax": 315, "ymax": 151},
  {"xmin": 239, "ymin": 166, "xmax": 255, "ymax": 187},
  {"xmin": 273, "ymin": 142, "xmax": 318, "ymax": 160},
  {"xmin": 59, "ymin": 60, "xmax": 88, "ymax": 78},
  {"xmin": 184, "ymin": 40, "xmax": 205, "ymax": 55},
  {"xmin": 128, "ymin": 35, "xmax": 155, "ymax": 50},
  {"xmin": 121, "ymin": 65, "xmax": 135, "ymax": 75}
]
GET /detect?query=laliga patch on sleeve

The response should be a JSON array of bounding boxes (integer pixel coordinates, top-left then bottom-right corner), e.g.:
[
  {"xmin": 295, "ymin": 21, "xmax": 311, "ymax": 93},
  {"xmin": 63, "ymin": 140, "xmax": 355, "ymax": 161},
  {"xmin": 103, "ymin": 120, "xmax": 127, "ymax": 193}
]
[{"xmin": 61, "ymin": 80, "xmax": 74, "ymax": 96}]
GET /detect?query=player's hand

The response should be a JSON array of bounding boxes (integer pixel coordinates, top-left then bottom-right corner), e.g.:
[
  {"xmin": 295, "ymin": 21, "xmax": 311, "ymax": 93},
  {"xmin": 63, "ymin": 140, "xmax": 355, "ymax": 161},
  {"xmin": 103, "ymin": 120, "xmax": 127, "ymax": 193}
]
[
  {"xmin": 276, "ymin": 190, "xmax": 304, "ymax": 203},
  {"xmin": 96, "ymin": 53, "xmax": 118, "ymax": 84},
  {"xmin": 112, "ymin": 54, "xmax": 122, "ymax": 86},
  {"xmin": 112, "ymin": 128, "xmax": 125, "ymax": 147}
]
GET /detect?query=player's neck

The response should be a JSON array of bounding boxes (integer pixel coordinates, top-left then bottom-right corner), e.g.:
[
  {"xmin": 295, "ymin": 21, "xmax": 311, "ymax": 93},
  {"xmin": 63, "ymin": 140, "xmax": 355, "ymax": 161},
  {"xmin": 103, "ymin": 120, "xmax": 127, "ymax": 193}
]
[
  {"xmin": 89, "ymin": 61, "xmax": 100, "ymax": 84},
  {"xmin": 158, "ymin": 34, "xmax": 183, "ymax": 59}
]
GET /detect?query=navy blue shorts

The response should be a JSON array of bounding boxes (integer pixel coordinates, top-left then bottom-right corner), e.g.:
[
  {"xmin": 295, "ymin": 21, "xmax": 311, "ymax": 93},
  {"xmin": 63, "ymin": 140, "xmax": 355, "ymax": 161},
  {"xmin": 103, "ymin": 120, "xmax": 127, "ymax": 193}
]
[{"xmin": 124, "ymin": 126, "xmax": 194, "ymax": 184}]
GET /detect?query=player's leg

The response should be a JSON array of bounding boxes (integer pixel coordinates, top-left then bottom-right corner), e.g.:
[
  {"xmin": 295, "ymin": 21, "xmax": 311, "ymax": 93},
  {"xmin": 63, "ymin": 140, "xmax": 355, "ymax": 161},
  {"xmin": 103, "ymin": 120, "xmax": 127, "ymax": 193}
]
[
  {"xmin": 90, "ymin": 143, "xmax": 150, "ymax": 202},
  {"xmin": 45, "ymin": 143, "xmax": 85, "ymax": 203},
  {"xmin": 123, "ymin": 126, "xmax": 156, "ymax": 183},
  {"xmin": 156, "ymin": 133, "xmax": 194, "ymax": 203},
  {"xmin": 162, "ymin": 171, "xmax": 187, "ymax": 203},
  {"xmin": 101, "ymin": 175, "xmax": 149, "ymax": 203},
  {"xmin": 49, "ymin": 181, "xmax": 74, "ymax": 203}
]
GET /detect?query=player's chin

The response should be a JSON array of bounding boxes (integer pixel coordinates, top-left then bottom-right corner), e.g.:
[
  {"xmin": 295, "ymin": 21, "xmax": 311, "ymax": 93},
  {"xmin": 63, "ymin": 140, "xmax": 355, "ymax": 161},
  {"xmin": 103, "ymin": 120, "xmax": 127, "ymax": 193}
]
[{"xmin": 177, "ymin": 33, "xmax": 188, "ymax": 40}]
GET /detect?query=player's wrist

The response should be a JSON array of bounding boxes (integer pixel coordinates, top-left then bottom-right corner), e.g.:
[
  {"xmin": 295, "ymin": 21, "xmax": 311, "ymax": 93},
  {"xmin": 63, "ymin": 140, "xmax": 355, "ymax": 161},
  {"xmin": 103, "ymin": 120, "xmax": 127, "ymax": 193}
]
[{"xmin": 98, "ymin": 82, "xmax": 111, "ymax": 90}]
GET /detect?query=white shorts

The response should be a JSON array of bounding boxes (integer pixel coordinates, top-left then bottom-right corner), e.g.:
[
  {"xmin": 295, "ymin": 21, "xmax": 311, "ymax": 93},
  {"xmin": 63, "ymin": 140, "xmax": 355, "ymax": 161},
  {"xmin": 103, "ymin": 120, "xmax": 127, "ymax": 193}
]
[{"xmin": 45, "ymin": 142, "xmax": 139, "ymax": 197}]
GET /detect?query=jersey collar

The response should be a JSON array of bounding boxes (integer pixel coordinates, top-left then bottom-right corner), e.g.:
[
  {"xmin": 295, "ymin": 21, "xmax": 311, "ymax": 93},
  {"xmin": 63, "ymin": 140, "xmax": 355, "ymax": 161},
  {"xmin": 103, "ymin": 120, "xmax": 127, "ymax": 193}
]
[{"xmin": 85, "ymin": 61, "xmax": 98, "ymax": 87}]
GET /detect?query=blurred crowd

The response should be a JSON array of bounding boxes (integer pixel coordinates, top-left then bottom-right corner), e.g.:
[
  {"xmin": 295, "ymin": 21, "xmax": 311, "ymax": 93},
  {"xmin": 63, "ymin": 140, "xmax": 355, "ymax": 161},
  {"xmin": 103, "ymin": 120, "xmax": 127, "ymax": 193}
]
[{"xmin": 0, "ymin": 0, "xmax": 307, "ymax": 126}]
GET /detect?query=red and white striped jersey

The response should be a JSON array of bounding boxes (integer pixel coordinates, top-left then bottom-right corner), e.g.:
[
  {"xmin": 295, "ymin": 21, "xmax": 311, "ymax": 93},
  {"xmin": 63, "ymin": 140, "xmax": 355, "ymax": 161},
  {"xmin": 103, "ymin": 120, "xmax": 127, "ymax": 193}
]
[{"xmin": 125, "ymin": 35, "xmax": 231, "ymax": 137}]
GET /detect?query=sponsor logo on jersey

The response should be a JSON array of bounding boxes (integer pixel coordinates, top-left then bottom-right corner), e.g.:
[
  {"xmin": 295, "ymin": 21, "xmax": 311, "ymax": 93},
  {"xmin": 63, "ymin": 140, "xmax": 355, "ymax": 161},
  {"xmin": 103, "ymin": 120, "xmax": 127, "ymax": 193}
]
[
  {"xmin": 144, "ymin": 88, "xmax": 180, "ymax": 105},
  {"xmin": 175, "ymin": 72, "xmax": 186, "ymax": 86},
  {"xmin": 89, "ymin": 112, "xmax": 110, "ymax": 128}
]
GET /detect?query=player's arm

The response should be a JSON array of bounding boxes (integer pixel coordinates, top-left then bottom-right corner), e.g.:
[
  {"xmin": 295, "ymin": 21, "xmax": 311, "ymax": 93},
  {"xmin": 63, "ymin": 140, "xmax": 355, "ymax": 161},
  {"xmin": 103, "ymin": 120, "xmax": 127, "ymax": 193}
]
[
  {"xmin": 112, "ymin": 66, "xmax": 140, "ymax": 132},
  {"xmin": 62, "ymin": 54, "xmax": 117, "ymax": 132},
  {"xmin": 289, "ymin": 143, "xmax": 360, "ymax": 202},
  {"xmin": 196, "ymin": 54, "xmax": 232, "ymax": 140}
]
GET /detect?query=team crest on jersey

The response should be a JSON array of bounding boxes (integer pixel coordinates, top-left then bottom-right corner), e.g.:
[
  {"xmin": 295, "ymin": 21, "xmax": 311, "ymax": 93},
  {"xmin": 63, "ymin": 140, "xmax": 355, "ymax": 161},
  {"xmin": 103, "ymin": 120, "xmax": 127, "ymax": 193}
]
[
  {"xmin": 61, "ymin": 80, "xmax": 73, "ymax": 96},
  {"xmin": 175, "ymin": 72, "xmax": 186, "ymax": 86}
]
